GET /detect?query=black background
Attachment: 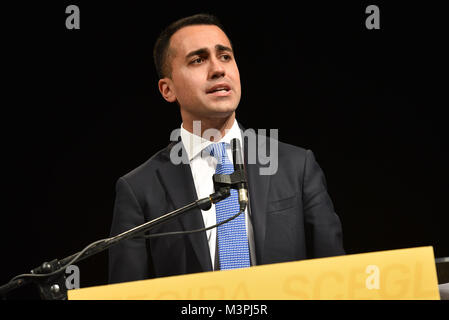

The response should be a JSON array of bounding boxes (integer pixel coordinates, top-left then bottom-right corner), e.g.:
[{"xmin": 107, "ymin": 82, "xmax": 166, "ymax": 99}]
[{"xmin": 2, "ymin": 1, "xmax": 448, "ymax": 299}]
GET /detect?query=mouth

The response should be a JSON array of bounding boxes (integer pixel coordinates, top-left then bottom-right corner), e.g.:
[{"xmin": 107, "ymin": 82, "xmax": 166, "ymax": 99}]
[{"xmin": 206, "ymin": 83, "xmax": 232, "ymax": 96}]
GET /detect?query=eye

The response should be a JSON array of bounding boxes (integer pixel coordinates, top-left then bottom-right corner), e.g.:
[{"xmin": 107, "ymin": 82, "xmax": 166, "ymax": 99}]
[
  {"xmin": 220, "ymin": 54, "xmax": 232, "ymax": 61},
  {"xmin": 191, "ymin": 57, "xmax": 205, "ymax": 64}
]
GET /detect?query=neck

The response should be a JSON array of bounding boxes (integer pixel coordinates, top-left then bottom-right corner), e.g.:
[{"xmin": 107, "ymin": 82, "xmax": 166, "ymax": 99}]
[{"xmin": 182, "ymin": 112, "xmax": 236, "ymax": 142}]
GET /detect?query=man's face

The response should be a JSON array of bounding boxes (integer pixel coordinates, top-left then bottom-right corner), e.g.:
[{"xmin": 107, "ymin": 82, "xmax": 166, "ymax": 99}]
[{"xmin": 159, "ymin": 25, "xmax": 241, "ymax": 121}]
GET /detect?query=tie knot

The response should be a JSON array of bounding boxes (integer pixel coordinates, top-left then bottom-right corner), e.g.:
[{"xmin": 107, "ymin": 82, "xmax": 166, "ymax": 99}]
[{"xmin": 206, "ymin": 142, "xmax": 229, "ymax": 165}]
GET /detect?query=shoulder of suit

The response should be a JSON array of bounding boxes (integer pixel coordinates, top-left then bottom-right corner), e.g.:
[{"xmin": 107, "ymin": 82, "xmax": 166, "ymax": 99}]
[
  {"xmin": 255, "ymin": 133, "xmax": 310, "ymax": 160},
  {"xmin": 278, "ymin": 140, "xmax": 309, "ymax": 156}
]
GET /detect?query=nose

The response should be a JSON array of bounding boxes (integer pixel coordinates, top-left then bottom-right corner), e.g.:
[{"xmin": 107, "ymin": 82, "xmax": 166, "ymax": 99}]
[{"xmin": 208, "ymin": 56, "xmax": 225, "ymax": 80}]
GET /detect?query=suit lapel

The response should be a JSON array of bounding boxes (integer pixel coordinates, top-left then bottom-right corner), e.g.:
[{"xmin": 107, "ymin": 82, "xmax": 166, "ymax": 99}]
[
  {"xmin": 240, "ymin": 125, "xmax": 271, "ymax": 264},
  {"xmin": 156, "ymin": 141, "xmax": 213, "ymax": 272}
]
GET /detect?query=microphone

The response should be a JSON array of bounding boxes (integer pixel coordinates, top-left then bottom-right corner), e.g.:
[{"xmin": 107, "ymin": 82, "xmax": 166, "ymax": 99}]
[{"xmin": 231, "ymin": 138, "xmax": 248, "ymax": 211}]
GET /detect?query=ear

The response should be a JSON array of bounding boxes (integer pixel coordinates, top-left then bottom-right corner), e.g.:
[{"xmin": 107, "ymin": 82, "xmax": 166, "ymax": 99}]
[{"xmin": 158, "ymin": 78, "xmax": 177, "ymax": 103}]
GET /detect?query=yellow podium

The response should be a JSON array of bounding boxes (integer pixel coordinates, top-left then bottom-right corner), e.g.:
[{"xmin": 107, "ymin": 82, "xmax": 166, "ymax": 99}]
[{"xmin": 68, "ymin": 246, "xmax": 440, "ymax": 300}]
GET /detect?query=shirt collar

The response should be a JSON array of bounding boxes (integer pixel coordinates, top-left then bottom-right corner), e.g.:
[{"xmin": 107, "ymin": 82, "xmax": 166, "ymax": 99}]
[{"xmin": 180, "ymin": 119, "xmax": 242, "ymax": 161}]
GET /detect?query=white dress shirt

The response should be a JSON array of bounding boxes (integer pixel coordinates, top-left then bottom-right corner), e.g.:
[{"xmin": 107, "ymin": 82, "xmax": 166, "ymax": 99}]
[{"xmin": 180, "ymin": 119, "xmax": 256, "ymax": 270}]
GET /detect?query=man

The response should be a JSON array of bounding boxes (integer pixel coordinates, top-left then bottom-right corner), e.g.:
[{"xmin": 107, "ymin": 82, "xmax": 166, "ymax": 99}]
[{"xmin": 109, "ymin": 14, "xmax": 344, "ymax": 284}]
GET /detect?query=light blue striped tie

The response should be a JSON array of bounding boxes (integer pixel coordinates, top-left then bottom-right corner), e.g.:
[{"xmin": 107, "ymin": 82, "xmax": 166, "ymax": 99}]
[{"xmin": 208, "ymin": 142, "xmax": 250, "ymax": 270}]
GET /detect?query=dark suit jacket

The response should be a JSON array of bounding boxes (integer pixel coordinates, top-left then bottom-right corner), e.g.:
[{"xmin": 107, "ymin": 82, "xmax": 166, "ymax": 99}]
[{"xmin": 109, "ymin": 127, "xmax": 344, "ymax": 284}]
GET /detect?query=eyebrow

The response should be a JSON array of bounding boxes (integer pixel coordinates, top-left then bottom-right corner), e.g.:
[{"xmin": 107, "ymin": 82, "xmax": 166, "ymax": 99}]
[
  {"xmin": 215, "ymin": 44, "xmax": 233, "ymax": 54},
  {"xmin": 185, "ymin": 44, "xmax": 233, "ymax": 60}
]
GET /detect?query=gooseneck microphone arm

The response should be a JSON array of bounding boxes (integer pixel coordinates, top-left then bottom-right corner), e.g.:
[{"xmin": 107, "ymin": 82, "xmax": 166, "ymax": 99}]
[{"xmin": 0, "ymin": 187, "xmax": 231, "ymax": 300}]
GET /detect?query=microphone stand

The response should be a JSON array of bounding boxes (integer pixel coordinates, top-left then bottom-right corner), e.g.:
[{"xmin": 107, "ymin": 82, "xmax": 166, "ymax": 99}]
[{"xmin": 0, "ymin": 188, "xmax": 231, "ymax": 300}]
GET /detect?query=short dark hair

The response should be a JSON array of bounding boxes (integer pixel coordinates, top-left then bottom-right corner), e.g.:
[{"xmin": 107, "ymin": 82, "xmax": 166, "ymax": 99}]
[{"xmin": 153, "ymin": 13, "xmax": 230, "ymax": 79}]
